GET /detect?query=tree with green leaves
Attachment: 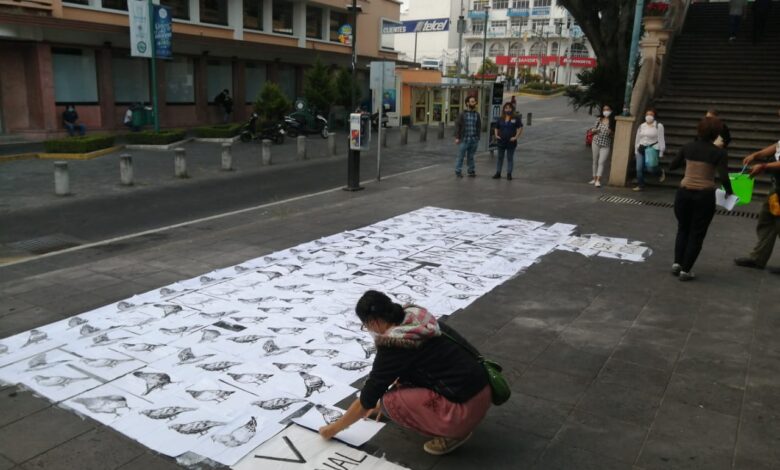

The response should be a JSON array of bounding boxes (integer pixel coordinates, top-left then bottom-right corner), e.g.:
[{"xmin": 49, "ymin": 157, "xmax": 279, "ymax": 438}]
[
  {"xmin": 254, "ymin": 82, "xmax": 291, "ymax": 124},
  {"xmin": 557, "ymin": 0, "xmax": 637, "ymax": 111},
  {"xmin": 333, "ymin": 66, "xmax": 361, "ymax": 110},
  {"xmin": 303, "ymin": 57, "xmax": 336, "ymax": 114},
  {"xmin": 477, "ymin": 58, "xmax": 498, "ymax": 76}
]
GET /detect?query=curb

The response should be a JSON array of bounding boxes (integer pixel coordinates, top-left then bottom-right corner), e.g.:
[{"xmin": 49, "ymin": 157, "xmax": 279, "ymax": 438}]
[
  {"xmin": 125, "ymin": 138, "xmax": 193, "ymax": 151},
  {"xmin": 37, "ymin": 145, "xmax": 124, "ymax": 161},
  {"xmin": 193, "ymin": 135, "xmax": 241, "ymax": 144},
  {"xmin": 0, "ymin": 152, "xmax": 39, "ymax": 163}
]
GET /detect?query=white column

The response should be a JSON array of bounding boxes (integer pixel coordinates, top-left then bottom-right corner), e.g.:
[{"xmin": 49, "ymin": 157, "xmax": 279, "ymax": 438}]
[
  {"xmin": 293, "ymin": 0, "xmax": 307, "ymax": 47},
  {"xmin": 263, "ymin": 0, "xmax": 272, "ymax": 32},
  {"xmin": 190, "ymin": 0, "xmax": 200, "ymax": 23},
  {"xmin": 230, "ymin": 0, "xmax": 244, "ymax": 40},
  {"xmin": 321, "ymin": 7, "xmax": 329, "ymax": 40}
]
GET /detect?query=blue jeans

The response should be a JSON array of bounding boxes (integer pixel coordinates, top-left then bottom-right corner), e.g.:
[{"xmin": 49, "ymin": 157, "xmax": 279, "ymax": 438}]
[
  {"xmin": 64, "ymin": 122, "xmax": 86, "ymax": 137},
  {"xmin": 455, "ymin": 140, "xmax": 478, "ymax": 175},
  {"xmin": 496, "ymin": 146, "xmax": 516, "ymax": 175},
  {"xmin": 635, "ymin": 150, "xmax": 660, "ymax": 187}
]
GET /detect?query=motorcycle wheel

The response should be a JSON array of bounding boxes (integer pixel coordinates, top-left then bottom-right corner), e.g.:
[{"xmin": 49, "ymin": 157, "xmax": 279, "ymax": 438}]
[
  {"xmin": 275, "ymin": 134, "xmax": 284, "ymax": 145},
  {"xmin": 286, "ymin": 128, "xmax": 298, "ymax": 138},
  {"xmin": 240, "ymin": 132, "xmax": 252, "ymax": 143},
  {"xmin": 320, "ymin": 126, "xmax": 329, "ymax": 139}
]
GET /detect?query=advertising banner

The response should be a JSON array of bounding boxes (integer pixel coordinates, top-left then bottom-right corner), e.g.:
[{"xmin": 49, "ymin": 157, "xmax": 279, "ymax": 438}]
[
  {"xmin": 153, "ymin": 5, "xmax": 172, "ymax": 59},
  {"xmin": 381, "ymin": 18, "xmax": 450, "ymax": 34},
  {"xmin": 129, "ymin": 0, "xmax": 152, "ymax": 58}
]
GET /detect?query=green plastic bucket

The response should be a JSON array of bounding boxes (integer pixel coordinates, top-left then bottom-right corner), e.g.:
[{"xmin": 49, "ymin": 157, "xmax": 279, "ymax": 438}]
[{"xmin": 729, "ymin": 173, "xmax": 754, "ymax": 205}]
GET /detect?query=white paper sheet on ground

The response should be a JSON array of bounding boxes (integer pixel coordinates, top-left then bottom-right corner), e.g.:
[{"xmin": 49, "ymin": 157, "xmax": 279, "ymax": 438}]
[
  {"xmin": 292, "ymin": 405, "xmax": 385, "ymax": 447},
  {"xmin": 716, "ymin": 189, "xmax": 739, "ymax": 211},
  {"xmin": 233, "ymin": 424, "xmax": 406, "ymax": 470},
  {"xmin": 0, "ymin": 348, "xmax": 77, "ymax": 383},
  {"xmin": 196, "ymin": 415, "xmax": 287, "ymax": 466},
  {"xmin": 64, "ymin": 383, "xmax": 154, "ymax": 426},
  {"xmin": 15, "ymin": 362, "xmax": 104, "ymax": 402}
]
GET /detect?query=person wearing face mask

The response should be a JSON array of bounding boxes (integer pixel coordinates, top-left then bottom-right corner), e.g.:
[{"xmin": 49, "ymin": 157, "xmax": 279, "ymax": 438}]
[
  {"xmin": 634, "ymin": 108, "xmax": 666, "ymax": 191},
  {"xmin": 319, "ymin": 290, "xmax": 491, "ymax": 456},
  {"xmin": 734, "ymin": 108, "xmax": 780, "ymax": 274},
  {"xmin": 668, "ymin": 117, "xmax": 734, "ymax": 281},
  {"xmin": 705, "ymin": 109, "xmax": 731, "ymax": 148},
  {"xmin": 454, "ymin": 95, "xmax": 482, "ymax": 178},
  {"xmin": 62, "ymin": 104, "xmax": 86, "ymax": 137},
  {"xmin": 589, "ymin": 105, "xmax": 615, "ymax": 188},
  {"xmin": 492, "ymin": 102, "xmax": 524, "ymax": 180}
]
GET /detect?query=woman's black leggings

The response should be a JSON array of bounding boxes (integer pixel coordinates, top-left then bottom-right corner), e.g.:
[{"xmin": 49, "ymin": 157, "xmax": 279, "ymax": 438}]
[{"xmin": 674, "ymin": 188, "xmax": 716, "ymax": 272}]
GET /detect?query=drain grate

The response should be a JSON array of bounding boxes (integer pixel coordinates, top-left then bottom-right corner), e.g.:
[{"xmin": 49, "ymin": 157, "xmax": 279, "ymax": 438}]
[
  {"xmin": 9, "ymin": 234, "xmax": 84, "ymax": 255},
  {"xmin": 598, "ymin": 194, "xmax": 759, "ymax": 219}
]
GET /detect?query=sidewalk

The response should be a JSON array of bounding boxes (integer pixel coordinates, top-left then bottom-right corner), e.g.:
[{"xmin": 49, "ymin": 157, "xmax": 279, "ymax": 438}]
[{"xmin": 1, "ymin": 96, "xmax": 777, "ymax": 470}]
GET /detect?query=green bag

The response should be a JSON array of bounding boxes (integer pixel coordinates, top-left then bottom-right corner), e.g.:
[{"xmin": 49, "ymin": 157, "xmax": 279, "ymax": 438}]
[{"xmin": 443, "ymin": 331, "xmax": 511, "ymax": 406}]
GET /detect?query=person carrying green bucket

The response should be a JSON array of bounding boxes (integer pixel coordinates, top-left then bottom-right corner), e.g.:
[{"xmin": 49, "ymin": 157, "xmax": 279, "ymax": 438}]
[{"xmin": 734, "ymin": 109, "xmax": 780, "ymax": 275}]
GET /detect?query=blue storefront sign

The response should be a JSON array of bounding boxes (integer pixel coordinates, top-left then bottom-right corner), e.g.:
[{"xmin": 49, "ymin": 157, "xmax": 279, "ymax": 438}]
[
  {"xmin": 153, "ymin": 5, "xmax": 172, "ymax": 58},
  {"xmin": 507, "ymin": 8, "xmax": 529, "ymax": 17},
  {"xmin": 382, "ymin": 17, "xmax": 450, "ymax": 34},
  {"xmin": 532, "ymin": 6, "xmax": 551, "ymax": 16},
  {"xmin": 467, "ymin": 10, "xmax": 488, "ymax": 19}
]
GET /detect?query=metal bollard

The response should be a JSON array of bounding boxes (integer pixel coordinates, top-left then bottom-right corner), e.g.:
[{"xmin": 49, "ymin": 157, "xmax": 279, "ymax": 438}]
[
  {"xmin": 261, "ymin": 139, "xmax": 272, "ymax": 165},
  {"xmin": 526, "ymin": 112, "xmax": 533, "ymax": 126},
  {"xmin": 221, "ymin": 143, "xmax": 233, "ymax": 171},
  {"xmin": 297, "ymin": 135, "xmax": 307, "ymax": 160},
  {"xmin": 54, "ymin": 161, "xmax": 70, "ymax": 196},
  {"xmin": 437, "ymin": 122, "xmax": 445, "ymax": 140},
  {"xmin": 174, "ymin": 147, "xmax": 187, "ymax": 178},
  {"xmin": 328, "ymin": 132, "xmax": 337, "ymax": 157},
  {"xmin": 400, "ymin": 125, "xmax": 408, "ymax": 145},
  {"xmin": 119, "ymin": 154, "xmax": 133, "ymax": 186},
  {"xmin": 420, "ymin": 124, "xmax": 428, "ymax": 142},
  {"xmin": 380, "ymin": 129, "xmax": 387, "ymax": 148}
]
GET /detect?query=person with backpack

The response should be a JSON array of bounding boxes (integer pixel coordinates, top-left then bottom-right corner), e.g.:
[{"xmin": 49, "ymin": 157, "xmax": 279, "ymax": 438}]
[
  {"xmin": 319, "ymin": 290, "xmax": 491, "ymax": 456},
  {"xmin": 634, "ymin": 107, "xmax": 666, "ymax": 191}
]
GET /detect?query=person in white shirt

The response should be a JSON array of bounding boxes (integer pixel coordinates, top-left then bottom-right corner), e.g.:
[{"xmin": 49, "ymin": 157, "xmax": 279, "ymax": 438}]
[
  {"xmin": 124, "ymin": 103, "xmax": 140, "ymax": 132},
  {"xmin": 634, "ymin": 108, "xmax": 666, "ymax": 191}
]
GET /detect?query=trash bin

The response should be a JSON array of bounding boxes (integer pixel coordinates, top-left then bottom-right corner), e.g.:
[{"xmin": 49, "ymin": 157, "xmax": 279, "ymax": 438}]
[{"xmin": 131, "ymin": 109, "xmax": 145, "ymax": 128}]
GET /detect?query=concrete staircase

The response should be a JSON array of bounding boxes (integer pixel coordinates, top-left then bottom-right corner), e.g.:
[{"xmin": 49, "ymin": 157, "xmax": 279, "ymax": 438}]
[{"xmin": 653, "ymin": 1, "xmax": 780, "ymax": 194}]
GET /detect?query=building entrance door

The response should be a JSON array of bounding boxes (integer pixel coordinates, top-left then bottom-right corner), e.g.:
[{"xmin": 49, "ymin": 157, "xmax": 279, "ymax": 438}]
[
  {"xmin": 430, "ymin": 89, "xmax": 443, "ymax": 123},
  {"xmin": 412, "ymin": 88, "xmax": 428, "ymax": 124},
  {"xmin": 448, "ymin": 89, "xmax": 461, "ymax": 124}
]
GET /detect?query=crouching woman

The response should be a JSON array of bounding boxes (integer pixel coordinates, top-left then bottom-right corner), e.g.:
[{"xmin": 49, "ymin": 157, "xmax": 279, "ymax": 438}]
[{"xmin": 319, "ymin": 290, "xmax": 491, "ymax": 455}]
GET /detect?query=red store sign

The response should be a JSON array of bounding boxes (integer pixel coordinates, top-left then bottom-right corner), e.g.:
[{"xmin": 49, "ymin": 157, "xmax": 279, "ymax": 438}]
[{"xmin": 495, "ymin": 55, "xmax": 596, "ymax": 68}]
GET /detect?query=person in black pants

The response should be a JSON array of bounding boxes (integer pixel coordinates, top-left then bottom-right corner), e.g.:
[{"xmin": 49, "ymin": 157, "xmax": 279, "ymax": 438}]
[
  {"xmin": 668, "ymin": 117, "xmax": 734, "ymax": 281},
  {"xmin": 752, "ymin": 0, "xmax": 771, "ymax": 44}
]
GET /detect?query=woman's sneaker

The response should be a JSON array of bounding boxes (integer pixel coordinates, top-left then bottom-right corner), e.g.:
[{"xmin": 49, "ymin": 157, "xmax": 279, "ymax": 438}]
[
  {"xmin": 588, "ymin": 179, "xmax": 596, "ymax": 185},
  {"xmin": 595, "ymin": 181, "xmax": 602, "ymax": 188},
  {"xmin": 671, "ymin": 263, "xmax": 682, "ymax": 276},
  {"xmin": 423, "ymin": 433, "xmax": 473, "ymax": 456},
  {"xmin": 678, "ymin": 271, "xmax": 695, "ymax": 282}
]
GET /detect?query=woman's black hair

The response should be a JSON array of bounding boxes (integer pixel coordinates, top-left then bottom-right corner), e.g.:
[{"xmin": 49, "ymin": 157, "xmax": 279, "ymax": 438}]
[
  {"xmin": 600, "ymin": 104, "xmax": 616, "ymax": 132},
  {"xmin": 355, "ymin": 290, "xmax": 405, "ymax": 325}
]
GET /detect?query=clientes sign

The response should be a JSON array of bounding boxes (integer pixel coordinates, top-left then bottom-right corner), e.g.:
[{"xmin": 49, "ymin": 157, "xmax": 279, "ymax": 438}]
[{"xmin": 382, "ymin": 18, "xmax": 450, "ymax": 34}]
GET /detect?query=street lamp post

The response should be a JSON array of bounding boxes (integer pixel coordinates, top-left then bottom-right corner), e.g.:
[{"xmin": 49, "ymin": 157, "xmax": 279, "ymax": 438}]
[
  {"xmin": 480, "ymin": 5, "xmax": 490, "ymax": 151},
  {"xmin": 623, "ymin": 0, "xmax": 646, "ymax": 116},
  {"xmin": 345, "ymin": 0, "xmax": 363, "ymax": 191},
  {"xmin": 456, "ymin": 0, "xmax": 465, "ymax": 85}
]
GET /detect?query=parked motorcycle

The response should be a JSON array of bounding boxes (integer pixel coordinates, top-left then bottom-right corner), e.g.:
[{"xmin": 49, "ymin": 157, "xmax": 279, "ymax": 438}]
[
  {"xmin": 371, "ymin": 103, "xmax": 391, "ymax": 129},
  {"xmin": 284, "ymin": 110, "xmax": 329, "ymax": 139},
  {"xmin": 240, "ymin": 112, "xmax": 285, "ymax": 144}
]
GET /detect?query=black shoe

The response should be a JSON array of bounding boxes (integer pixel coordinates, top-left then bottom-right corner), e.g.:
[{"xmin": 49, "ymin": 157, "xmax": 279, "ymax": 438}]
[
  {"xmin": 507, "ymin": 173, "xmax": 512, "ymax": 180},
  {"xmin": 455, "ymin": 172, "xmax": 463, "ymax": 178},
  {"xmin": 671, "ymin": 263, "xmax": 682, "ymax": 276},
  {"xmin": 767, "ymin": 266, "xmax": 780, "ymax": 275},
  {"xmin": 468, "ymin": 172, "xmax": 476, "ymax": 178},
  {"xmin": 678, "ymin": 271, "xmax": 696, "ymax": 282},
  {"xmin": 492, "ymin": 173, "xmax": 501, "ymax": 179},
  {"xmin": 734, "ymin": 257, "xmax": 762, "ymax": 269}
]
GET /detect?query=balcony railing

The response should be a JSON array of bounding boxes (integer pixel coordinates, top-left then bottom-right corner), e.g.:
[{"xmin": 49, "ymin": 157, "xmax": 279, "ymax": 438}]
[
  {"xmin": 466, "ymin": 26, "xmax": 580, "ymax": 39},
  {"xmin": 0, "ymin": 0, "xmax": 54, "ymax": 13}
]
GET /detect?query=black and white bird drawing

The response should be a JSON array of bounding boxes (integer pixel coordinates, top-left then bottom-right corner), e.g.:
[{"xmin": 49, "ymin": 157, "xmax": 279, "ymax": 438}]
[
  {"xmin": 0, "ymin": 343, "xmax": 7, "ymax": 355},
  {"xmin": 80, "ymin": 356, "xmax": 135, "ymax": 368},
  {"xmin": 159, "ymin": 325, "xmax": 203, "ymax": 336},
  {"xmin": 355, "ymin": 338, "xmax": 377, "ymax": 358},
  {"xmin": 153, "ymin": 304, "xmax": 183, "ymax": 317},
  {"xmin": 79, "ymin": 324, "xmax": 102, "ymax": 337},
  {"xmin": 262, "ymin": 340, "xmax": 297, "ymax": 356},
  {"xmin": 169, "ymin": 420, "xmax": 226, "ymax": 436},
  {"xmin": 67, "ymin": 317, "xmax": 87, "ymax": 328},
  {"xmin": 268, "ymin": 327, "xmax": 306, "ymax": 335},
  {"xmin": 292, "ymin": 316, "xmax": 328, "ymax": 324},
  {"xmin": 390, "ymin": 292, "xmax": 413, "ymax": 304},
  {"xmin": 273, "ymin": 362, "xmax": 315, "ymax": 372},
  {"xmin": 199, "ymin": 310, "xmax": 239, "ymax": 319},
  {"xmin": 324, "ymin": 332, "xmax": 356, "ymax": 344},
  {"xmin": 90, "ymin": 333, "xmax": 132, "ymax": 347},
  {"xmin": 33, "ymin": 375, "xmax": 90, "ymax": 387},
  {"xmin": 132, "ymin": 371, "xmax": 173, "ymax": 395},
  {"xmin": 229, "ymin": 316, "xmax": 268, "ymax": 324},
  {"xmin": 25, "ymin": 353, "xmax": 69, "ymax": 371},
  {"xmin": 227, "ymin": 373, "xmax": 273, "ymax": 385},
  {"xmin": 227, "ymin": 335, "xmax": 272, "ymax": 344},
  {"xmin": 212, "ymin": 417, "xmax": 257, "ymax": 447},
  {"xmin": 301, "ymin": 289, "xmax": 335, "ymax": 296},
  {"xmin": 334, "ymin": 361, "xmax": 371, "ymax": 371},
  {"xmin": 299, "ymin": 372, "xmax": 330, "ymax": 398},
  {"xmin": 301, "ymin": 348, "xmax": 339, "ymax": 359},
  {"xmin": 199, "ymin": 329, "xmax": 221, "ymax": 343},
  {"xmin": 315, "ymin": 404, "xmax": 343, "ymax": 424},
  {"xmin": 278, "ymin": 298, "xmax": 315, "ymax": 305},
  {"xmin": 140, "ymin": 406, "xmax": 197, "ymax": 421},
  {"xmin": 275, "ymin": 264, "xmax": 302, "ymax": 274},
  {"xmin": 121, "ymin": 343, "xmax": 165, "ymax": 352},
  {"xmin": 186, "ymin": 389, "xmax": 235, "ymax": 403},
  {"xmin": 197, "ymin": 361, "xmax": 241, "ymax": 372},
  {"xmin": 274, "ymin": 284, "xmax": 309, "ymax": 291},
  {"xmin": 252, "ymin": 397, "xmax": 306, "ymax": 411},
  {"xmin": 238, "ymin": 297, "xmax": 277, "ymax": 305},
  {"xmin": 72, "ymin": 395, "xmax": 129, "ymax": 416},
  {"xmin": 257, "ymin": 307, "xmax": 293, "ymax": 314},
  {"xmin": 22, "ymin": 329, "xmax": 48, "ymax": 348},
  {"xmin": 177, "ymin": 347, "xmax": 216, "ymax": 365}
]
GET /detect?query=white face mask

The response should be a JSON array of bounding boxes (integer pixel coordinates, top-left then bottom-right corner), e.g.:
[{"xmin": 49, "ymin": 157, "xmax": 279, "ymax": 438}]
[
  {"xmin": 645, "ymin": 115, "xmax": 655, "ymax": 124},
  {"xmin": 603, "ymin": 111, "xmax": 612, "ymax": 117}
]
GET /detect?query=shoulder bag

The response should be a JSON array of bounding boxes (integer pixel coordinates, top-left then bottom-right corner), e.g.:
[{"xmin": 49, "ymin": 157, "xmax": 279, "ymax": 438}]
[{"xmin": 442, "ymin": 331, "xmax": 511, "ymax": 406}]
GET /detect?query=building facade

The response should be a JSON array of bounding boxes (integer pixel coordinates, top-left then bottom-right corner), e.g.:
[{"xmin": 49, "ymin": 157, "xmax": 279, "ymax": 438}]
[
  {"xmin": 464, "ymin": 0, "xmax": 595, "ymax": 84},
  {"xmin": 0, "ymin": 0, "xmax": 401, "ymax": 138}
]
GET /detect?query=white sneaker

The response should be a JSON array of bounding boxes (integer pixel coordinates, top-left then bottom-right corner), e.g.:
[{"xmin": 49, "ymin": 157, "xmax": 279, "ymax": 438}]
[
  {"xmin": 659, "ymin": 169, "xmax": 666, "ymax": 183},
  {"xmin": 595, "ymin": 181, "xmax": 602, "ymax": 188},
  {"xmin": 588, "ymin": 179, "xmax": 595, "ymax": 185}
]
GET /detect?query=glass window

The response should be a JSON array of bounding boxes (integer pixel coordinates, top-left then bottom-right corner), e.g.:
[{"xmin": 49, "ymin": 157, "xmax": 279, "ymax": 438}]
[
  {"xmin": 471, "ymin": 20, "xmax": 484, "ymax": 33},
  {"xmin": 278, "ymin": 65, "xmax": 296, "ymax": 101},
  {"xmin": 112, "ymin": 57, "xmax": 149, "ymax": 103},
  {"xmin": 161, "ymin": 0, "xmax": 189, "ymax": 20},
  {"xmin": 102, "ymin": 0, "xmax": 127, "ymax": 10},
  {"xmin": 488, "ymin": 43, "xmax": 504, "ymax": 57},
  {"xmin": 245, "ymin": 63, "xmax": 267, "ymax": 103},
  {"xmin": 532, "ymin": 19, "xmax": 548, "ymax": 30},
  {"xmin": 207, "ymin": 61, "xmax": 233, "ymax": 102},
  {"xmin": 472, "ymin": 0, "xmax": 488, "ymax": 10},
  {"xmin": 493, "ymin": 0, "xmax": 509, "ymax": 9},
  {"xmin": 512, "ymin": 0, "xmax": 529, "ymax": 7},
  {"xmin": 200, "ymin": 0, "xmax": 228, "ymax": 25},
  {"xmin": 529, "ymin": 41, "xmax": 545, "ymax": 55},
  {"xmin": 550, "ymin": 42, "xmax": 559, "ymax": 55},
  {"xmin": 510, "ymin": 17, "xmax": 527, "ymax": 28},
  {"xmin": 165, "ymin": 57, "xmax": 195, "ymax": 103},
  {"xmin": 52, "ymin": 48, "xmax": 98, "ymax": 103},
  {"xmin": 535, "ymin": 0, "xmax": 552, "ymax": 6},
  {"xmin": 470, "ymin": 42, "xmax": 483, "ymax": 54},
  {"xmin": 568, "ymin": 43, "xmax": 589, "ymax": 58},
  {"xmin": 63, "ymin": 0, "xmax": 89, "ymax": 4},
  {"xmin": 491, "ymin": 20, "xmax": 507, "ymax": 28},
  {"xmin": 509, "ymin": 42, "xmax": 523, "ymax": 55},
  {"xmin": 329, "ymin": 10, "xmax": 350, "ymax": 42},
  {"xmin": 307, "ymin": 5, "xmax": 323, "ymax": 39},
  {"xmin": 273, "ymin": 0, "xmax": 294, "ymax": 35},
  {"xmin": 244, "ymin": 0, "xmax": 263, "ymax": 30}
]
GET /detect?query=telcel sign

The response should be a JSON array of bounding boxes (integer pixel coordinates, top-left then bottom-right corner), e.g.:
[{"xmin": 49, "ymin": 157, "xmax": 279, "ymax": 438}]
[{"xmin": 382, "ymin": 18, "xmax": 450, "ymax": 34}]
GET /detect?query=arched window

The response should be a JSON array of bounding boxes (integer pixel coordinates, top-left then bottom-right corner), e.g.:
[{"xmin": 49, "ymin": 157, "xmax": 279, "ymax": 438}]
[
  {"xmin": 566, "ymin": 43, "xmax": 589, "ymax": 58},
  {"xmin": 550, "ymin": 42, "xmax": 559, "ymax": 56},
  {"xmin": 470, "ymin": 42, "xmax": 484, "ymax": 55},
  {"xmin": 488, "ymin": 43, "xmax": 505, "ymax": 57},
  {"xmin": 509, "ymin": 42, "xmax": 523, "ymax": 56},
  {"xmin": 528, "ymin": 42, "xmax": 545, "ymax": 56}
]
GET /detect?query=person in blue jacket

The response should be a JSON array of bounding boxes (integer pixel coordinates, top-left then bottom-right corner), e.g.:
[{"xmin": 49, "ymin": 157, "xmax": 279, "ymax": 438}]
[{"xmin": 492, "ymin": 102, "xmax": 523, "ymax": 180}]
